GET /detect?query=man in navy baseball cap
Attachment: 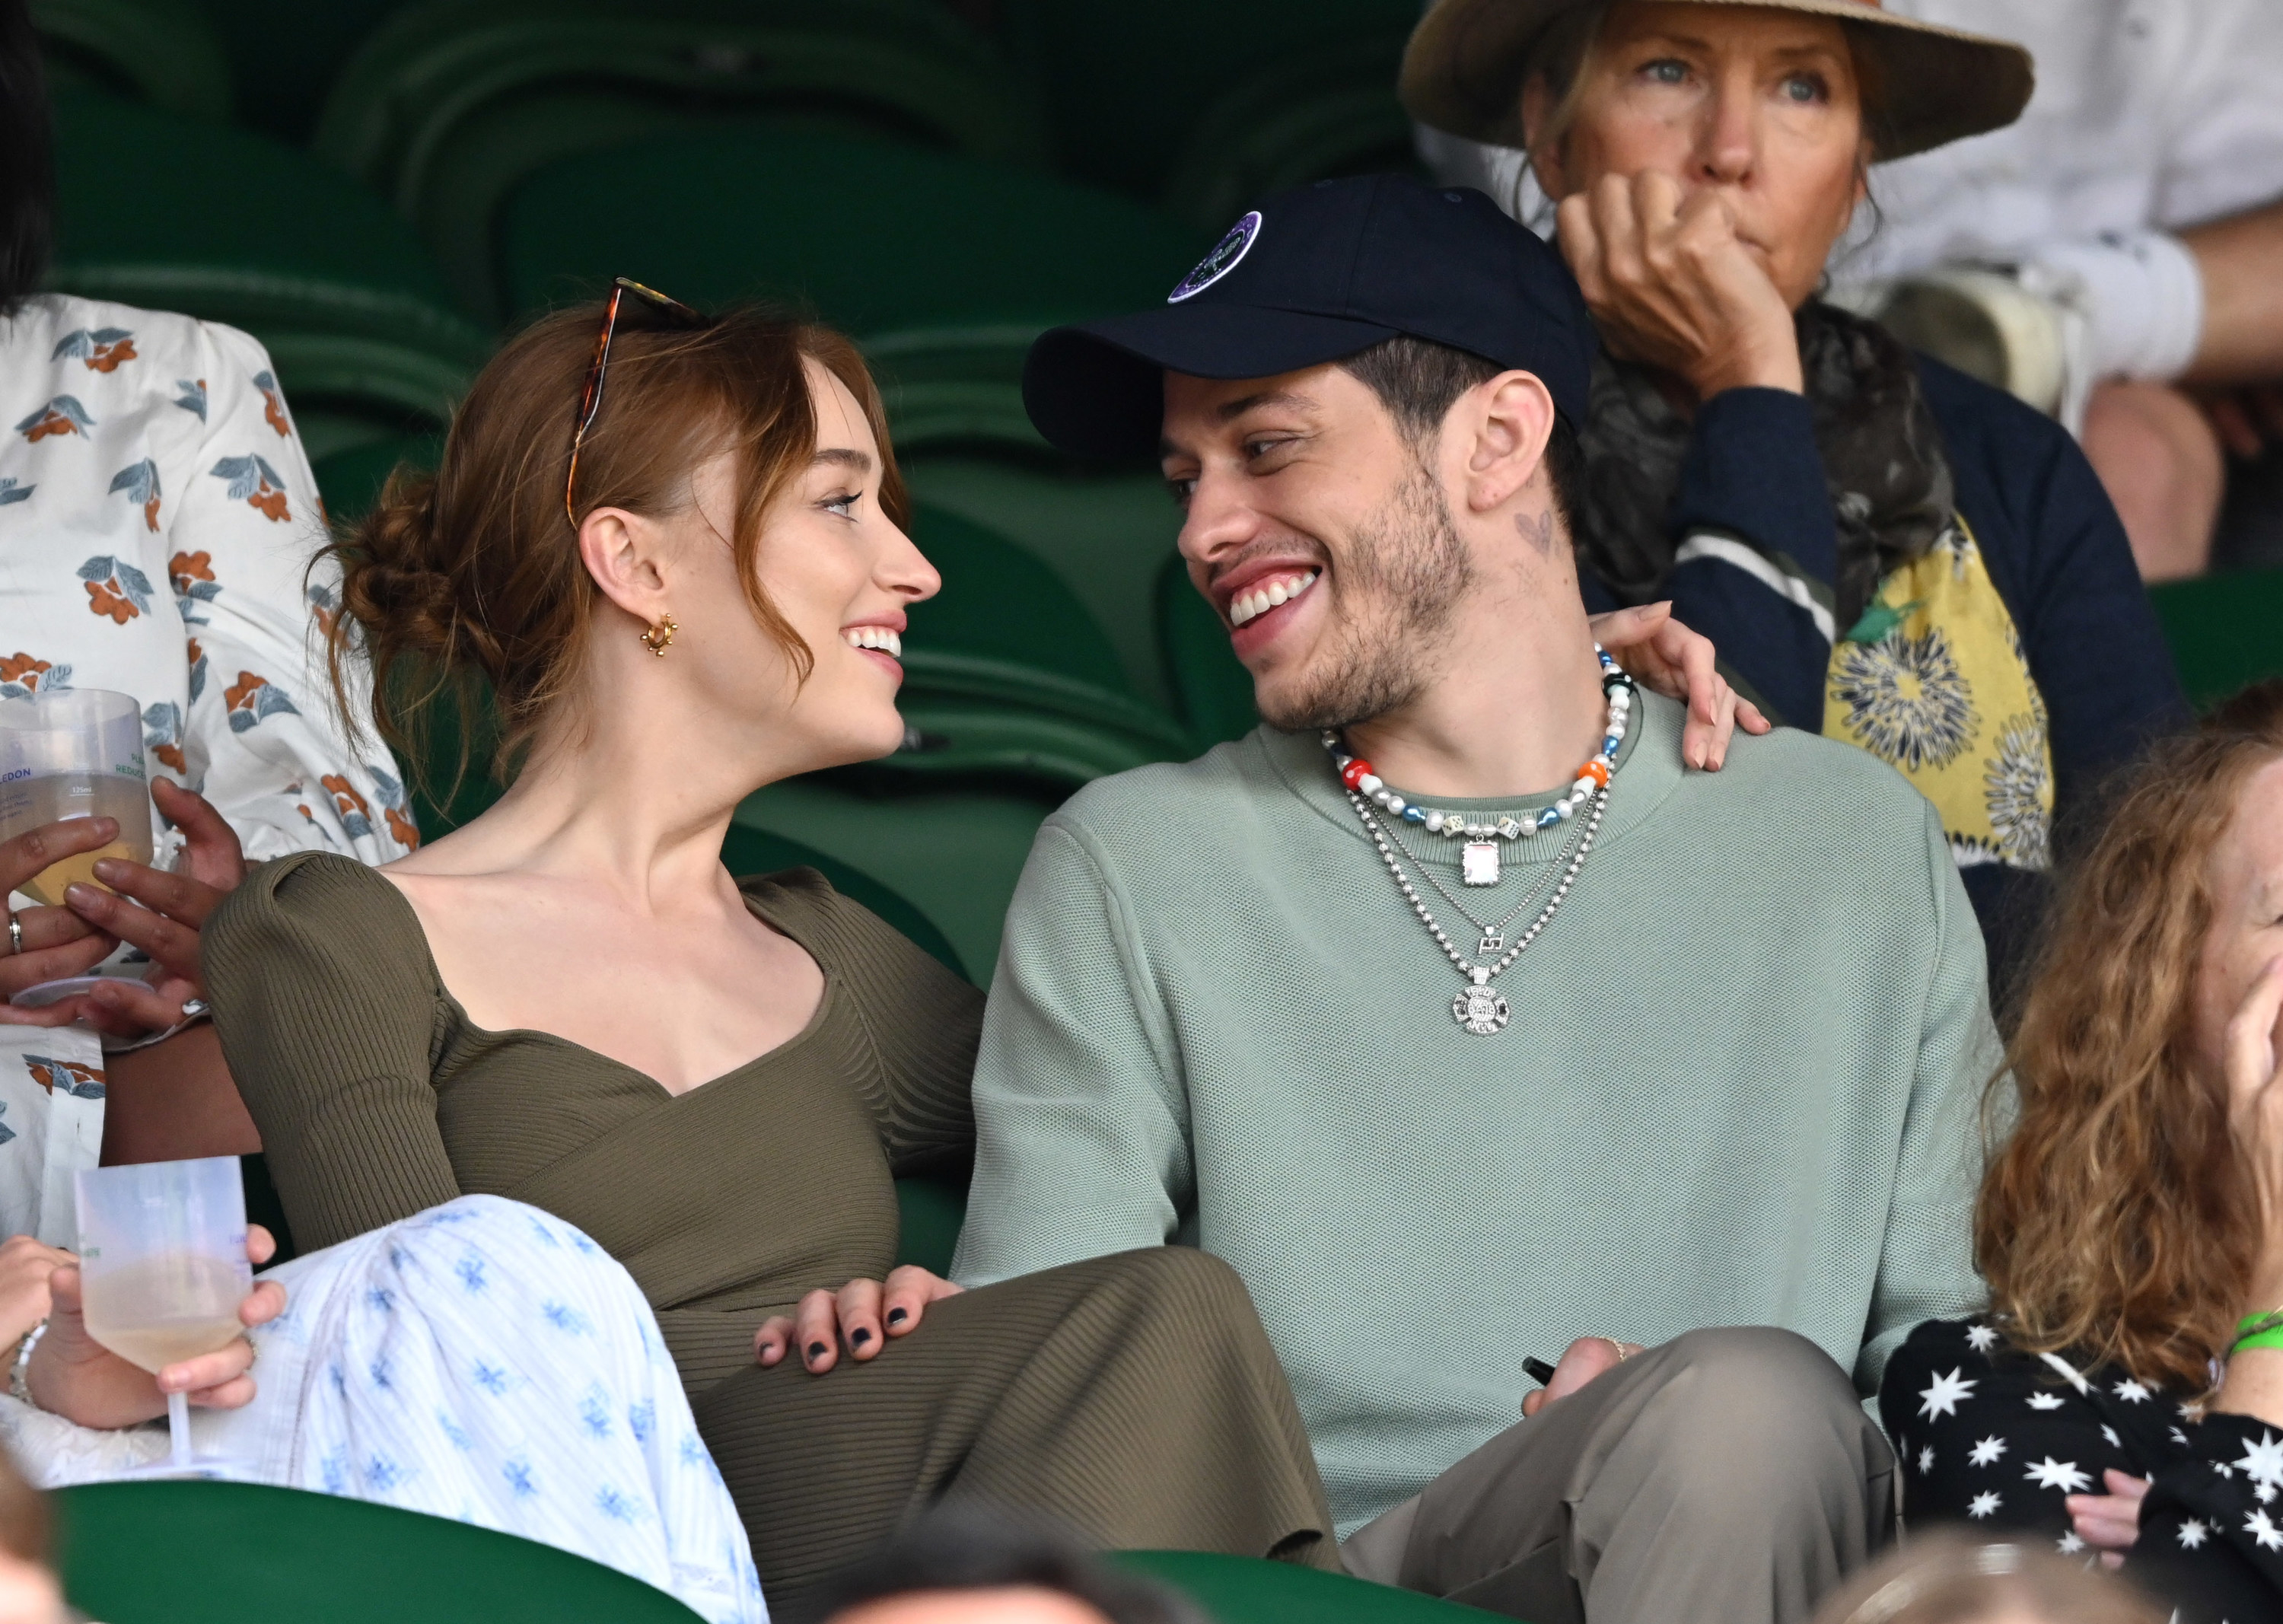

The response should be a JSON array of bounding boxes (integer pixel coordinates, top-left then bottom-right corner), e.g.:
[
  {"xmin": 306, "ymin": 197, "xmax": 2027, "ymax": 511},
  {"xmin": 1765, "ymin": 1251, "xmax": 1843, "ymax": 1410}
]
[
  {"xmin": 1024, "ymin": 174, "xmax": 1595, "ymax": 460},
  {"xmin": 954, "ymin": 174, "xmax": 1992, "ymax": 1624}
]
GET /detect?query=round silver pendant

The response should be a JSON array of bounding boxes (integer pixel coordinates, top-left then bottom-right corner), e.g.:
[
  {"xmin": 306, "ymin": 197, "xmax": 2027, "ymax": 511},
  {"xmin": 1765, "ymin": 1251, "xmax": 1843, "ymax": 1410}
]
[{"xmin": 1453, "ymin": 981, "xmax": 1510, "ymax": 1036}]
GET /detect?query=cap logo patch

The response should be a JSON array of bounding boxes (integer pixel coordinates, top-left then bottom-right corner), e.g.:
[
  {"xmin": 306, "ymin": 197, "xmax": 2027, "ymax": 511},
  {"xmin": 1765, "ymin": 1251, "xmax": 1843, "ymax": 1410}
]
[{"xmin": 1168, "ymin": 211, "xmax": 1262, "ymax": 304}]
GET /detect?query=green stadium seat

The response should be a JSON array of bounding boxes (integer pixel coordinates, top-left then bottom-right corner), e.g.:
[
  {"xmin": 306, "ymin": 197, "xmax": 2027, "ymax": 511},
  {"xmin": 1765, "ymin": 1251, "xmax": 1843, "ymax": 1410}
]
[
  {"xmin": 190, "ymin": 0, "xmax": 403, "ymax": 144},
  {"xmin": 316, "ymin": 0, "xmax": 1049, "ymax": 323},
  {"xmin": 909, "ymin": 502, "xmax": 1132, "ymax": 697},
  {"xmin": 32, "ymin": 0, "xmax": 231, "ymax": 121},
  {"xmin": 1000, "ymin": 0, "xmax": 1425, "ymax": 202},
  {"xmin": 57, "ymin": 1479, "xmax": 704, "ymax": 1623},
  {"xmin": 46, "ymin": 86, "xmax": 492, "ymax": 461},
  {"xmin": 733, "ymin": 769, "xmax": 1063, "ymax": 987},
  {"xmin": 312, "ymin": 431, "xmax": 441, "ymax": 529},
  {"xmin": 2148, "ymin": 568, "xmax": 2283, "ymax": 710},
  {"xmin": 903, "ymin": 454, "xmax": 1189, "ymax": 712},
  {"xmin": 498, "ymin": 126, "xmax": 1202, "ymax": 334},
  {"xmin": 1118, "ymin": 1550, "xmax": 1504, "ymax": 1623},
  {"xmin": 1156, "ymin": 551, "xmax": 1259, "ymax": 751},
  {"xmin": 1159, "ymin": 33, "xmax": 1428, "ymax": 231},
  {"xmin": 893, "ymin": 1170, "xmax": 969, "ymax": 1275}
]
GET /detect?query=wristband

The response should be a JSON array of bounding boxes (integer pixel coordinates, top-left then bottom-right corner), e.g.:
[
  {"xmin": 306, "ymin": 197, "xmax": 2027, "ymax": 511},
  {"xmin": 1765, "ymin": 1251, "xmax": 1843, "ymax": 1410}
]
[
  {"xmin": 9, "ymin": 1319, "xmax": 47, "ymax": 1409},
  {"xmin": 2231, "ymin": 1311, "xmax": 2283, "ymax": 1356}
]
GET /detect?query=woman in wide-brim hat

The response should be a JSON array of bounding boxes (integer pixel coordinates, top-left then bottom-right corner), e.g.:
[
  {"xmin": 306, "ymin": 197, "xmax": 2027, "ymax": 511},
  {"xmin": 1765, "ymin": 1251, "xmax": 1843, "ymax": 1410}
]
[{"xmin": 1402, "ymin": 0, "xmax": 2190, "ymax": 990}]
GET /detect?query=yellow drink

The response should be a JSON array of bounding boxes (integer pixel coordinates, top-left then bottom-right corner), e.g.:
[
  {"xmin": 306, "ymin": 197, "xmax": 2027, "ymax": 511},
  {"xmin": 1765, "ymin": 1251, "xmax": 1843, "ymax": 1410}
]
[
  {"xmin": 0, "ymin": 772, "xmax": 151, "ymax": 904},
  {"xmin": 81, "ymin": 1253, "xmax": 245, "ymax": 1374}
]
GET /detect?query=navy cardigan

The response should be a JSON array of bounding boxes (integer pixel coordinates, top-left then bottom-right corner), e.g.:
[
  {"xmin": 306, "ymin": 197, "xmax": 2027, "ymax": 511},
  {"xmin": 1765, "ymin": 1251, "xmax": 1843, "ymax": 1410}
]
[{"xmin": 1579, "ymin": 358, "xmax": 2192, "ymax": 981}]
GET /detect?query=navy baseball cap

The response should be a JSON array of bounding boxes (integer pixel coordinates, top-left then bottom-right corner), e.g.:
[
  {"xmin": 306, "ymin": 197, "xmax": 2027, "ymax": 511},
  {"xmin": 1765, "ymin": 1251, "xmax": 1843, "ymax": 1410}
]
[{"xmin": 1023, "ymin": 174, "xmax": 1596, "ymax": 461}]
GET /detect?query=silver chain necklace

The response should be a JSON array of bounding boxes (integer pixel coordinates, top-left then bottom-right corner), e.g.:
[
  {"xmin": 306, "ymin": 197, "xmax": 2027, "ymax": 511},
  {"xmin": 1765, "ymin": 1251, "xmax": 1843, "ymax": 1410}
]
[
  {"xmin": 1346, "ymin": 782, "xmax": 1610, "ymax": 1036},
  {"xmin": 1385, "ymin": 810, "xmax": 1584, "ymax": 955}
]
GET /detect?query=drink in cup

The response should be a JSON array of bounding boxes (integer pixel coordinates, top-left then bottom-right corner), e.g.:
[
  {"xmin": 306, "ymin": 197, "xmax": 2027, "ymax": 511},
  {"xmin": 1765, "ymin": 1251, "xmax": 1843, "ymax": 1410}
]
[
  {"xmin": 0, "ymin": 689, "xmax": 151, "ymax": 906},
  {"xmin": 75, "ymin": 1157, "xmax": 253, "ymax": 1473}
]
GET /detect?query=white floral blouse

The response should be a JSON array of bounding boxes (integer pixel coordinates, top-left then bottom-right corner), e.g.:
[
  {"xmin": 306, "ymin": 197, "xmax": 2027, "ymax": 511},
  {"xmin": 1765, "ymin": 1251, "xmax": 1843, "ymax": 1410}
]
[{"xmin": 0, "ymin": 292, "xmax": 416, "ymax": 1244}]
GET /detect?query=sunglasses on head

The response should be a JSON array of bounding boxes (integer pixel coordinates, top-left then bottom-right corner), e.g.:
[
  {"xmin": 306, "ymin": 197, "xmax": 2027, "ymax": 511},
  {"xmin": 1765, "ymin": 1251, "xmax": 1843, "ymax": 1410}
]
[{"xmin": 565, "ymin": 277, "xmax": 712, "ymax": 527}]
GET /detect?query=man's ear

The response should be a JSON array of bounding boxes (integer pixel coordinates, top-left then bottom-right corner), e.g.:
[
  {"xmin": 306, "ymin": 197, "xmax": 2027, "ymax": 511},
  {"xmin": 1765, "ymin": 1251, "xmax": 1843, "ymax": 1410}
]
[
  {"xmin": 1459, "ymin": 371, "xmax": 1559, "ymax": 516},
  {"xmin": 577, "ymin": 507, "xmax": 671, "ymax": 628}
]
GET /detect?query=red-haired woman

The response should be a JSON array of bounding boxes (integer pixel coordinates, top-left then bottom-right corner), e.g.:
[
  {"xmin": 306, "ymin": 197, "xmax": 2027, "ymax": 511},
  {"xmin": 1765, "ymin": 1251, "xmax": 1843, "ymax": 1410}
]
[{"xmin": 1883, "ymin": 680, "xmax": 2283, "ymax": 1623}]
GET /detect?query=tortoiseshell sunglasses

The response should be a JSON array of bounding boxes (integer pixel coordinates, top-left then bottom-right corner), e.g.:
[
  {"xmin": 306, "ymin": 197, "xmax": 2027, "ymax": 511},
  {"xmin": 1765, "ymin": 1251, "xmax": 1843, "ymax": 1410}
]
[{"xmin": 564, "ymin": 277, "xmax": 711, "ymax": 526}]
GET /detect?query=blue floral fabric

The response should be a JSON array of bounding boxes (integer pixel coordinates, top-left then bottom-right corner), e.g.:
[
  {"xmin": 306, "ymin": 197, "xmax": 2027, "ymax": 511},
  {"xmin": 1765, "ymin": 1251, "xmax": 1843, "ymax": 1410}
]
[{"xmin": 8, "ymin": 1196, "xmax": 766, "ymax": 1624}]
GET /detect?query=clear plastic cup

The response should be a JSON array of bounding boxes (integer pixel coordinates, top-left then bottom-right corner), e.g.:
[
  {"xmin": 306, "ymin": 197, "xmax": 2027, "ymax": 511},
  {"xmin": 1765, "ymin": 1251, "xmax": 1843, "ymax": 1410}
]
[
  {"xmin": 74, "ymin": 1157, "xmax": 252, "ymax": 1474},
  {"xmin": 0, "ymin": 689, "xmax": 153, "ymax": 906}
]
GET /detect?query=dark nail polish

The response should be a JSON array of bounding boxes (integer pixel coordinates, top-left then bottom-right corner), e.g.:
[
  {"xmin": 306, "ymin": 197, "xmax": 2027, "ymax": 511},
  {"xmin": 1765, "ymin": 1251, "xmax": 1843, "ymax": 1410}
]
[
  {"xmin": 887, "ymin": 1309, "xmax": 907, "ymax": 1326},
  {"xmin": 807, "ymin": 1342, "xmax": 827, "ymax": 1359},
  {"xmin": 852, "ymin": 1329, "xmax": 872, "ymax": 1347}
]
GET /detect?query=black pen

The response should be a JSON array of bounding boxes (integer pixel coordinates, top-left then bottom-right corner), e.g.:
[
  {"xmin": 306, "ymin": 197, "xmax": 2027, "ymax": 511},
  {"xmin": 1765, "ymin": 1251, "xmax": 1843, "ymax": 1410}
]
[{"xmin": 1523, "ymin": 1356, "xmax": 1558, "ymax": 1387}]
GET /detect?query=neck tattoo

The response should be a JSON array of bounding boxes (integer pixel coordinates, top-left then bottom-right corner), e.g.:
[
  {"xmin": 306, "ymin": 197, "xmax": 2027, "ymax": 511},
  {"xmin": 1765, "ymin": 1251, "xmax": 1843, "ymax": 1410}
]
[{"xmin": 1323, "ymin": 648, "xmax": 1637, "ymax": 1036}]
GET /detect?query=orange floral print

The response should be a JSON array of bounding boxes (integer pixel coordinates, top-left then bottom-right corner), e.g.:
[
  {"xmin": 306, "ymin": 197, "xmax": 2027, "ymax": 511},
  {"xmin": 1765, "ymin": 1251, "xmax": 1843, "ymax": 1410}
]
[
  {"xmin": 385, "ymin": 804, "xmax": 422, "ymax": 849},
  {"xmin": 84, "ymin": 581, "xmax": 135, "ymax": 624},
  {"xmin": 152, "ymin": 742, "xmax": 186, "ymax": 772},
  {"xmin": 85, "ymin": 337, "xmax": 135, "ymax": 372},
  {"xmin": 0, "ymin": 653, "xmax": 52, "ymax": 689},
  {"xmin": 169, "ymin": 551, "xmax": 215, "ymax": 597},
  {"xmin": 320, "ymin": 773, "xmax": 371, "ymax": 821}
]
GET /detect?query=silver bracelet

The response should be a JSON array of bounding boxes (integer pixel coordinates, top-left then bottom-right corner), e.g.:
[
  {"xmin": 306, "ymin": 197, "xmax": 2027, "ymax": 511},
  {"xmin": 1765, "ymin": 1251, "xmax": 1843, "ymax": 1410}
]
[{"xmin": 11, "ymin": 1319, "xmax": 48, "ymax": 1409}]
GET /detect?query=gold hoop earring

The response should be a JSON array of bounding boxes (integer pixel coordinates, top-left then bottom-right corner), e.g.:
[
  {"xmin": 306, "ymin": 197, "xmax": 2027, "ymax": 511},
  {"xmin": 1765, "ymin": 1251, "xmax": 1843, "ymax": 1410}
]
[{"xmin": 639, "ymin": 614, "xmax": 677, "ymax": 657}]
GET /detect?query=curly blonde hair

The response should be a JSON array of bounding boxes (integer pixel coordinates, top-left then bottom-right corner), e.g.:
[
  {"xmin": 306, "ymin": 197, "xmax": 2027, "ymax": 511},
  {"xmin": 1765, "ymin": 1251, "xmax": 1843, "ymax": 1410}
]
[{"xmin": 1979, "ymin": 681, "xmax": 2283, "ymax": 1391}]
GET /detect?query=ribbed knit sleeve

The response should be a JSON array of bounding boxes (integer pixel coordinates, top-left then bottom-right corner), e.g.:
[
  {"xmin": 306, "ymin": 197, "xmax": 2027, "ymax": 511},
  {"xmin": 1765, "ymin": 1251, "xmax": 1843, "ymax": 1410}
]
[
  {"xmin": 206, "ymin": 852, "xmax": 462, "ymax": 1252},
  {"xmin": 736, "ymin": 869, "xmax": 982, "ymax": 1174}
]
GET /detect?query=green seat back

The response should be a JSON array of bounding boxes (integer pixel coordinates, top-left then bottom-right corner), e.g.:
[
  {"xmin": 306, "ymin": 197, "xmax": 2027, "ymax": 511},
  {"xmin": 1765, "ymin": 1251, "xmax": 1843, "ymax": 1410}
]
[
  {"xmin": 910, "ymin": 502, "xmax": 1131, "ymax": 697},
  {"xmin": 1155, "ymin": 551, "xmax": 1257, "ymax": 750},
  {"xmin": 498, "ymin": 126, "xmax": 1202, "ymax": 333},
  {"xmin": 46, "ymin": 85, "xmax": 491, "ymax": 460},
  {"xmin": 2148, "ymin": 568, "xmax": 2283, "ymax": 710},
  {"xmin": 318, "ymin": 0, "xmax": 1049, "ymax": 322},
  {"xmin": 1159, "ymin": 34, "xmax": 1427, "ymax": 230},
  {"xmin": 193, "ymin": 0, "xmax": 404, "ymax": 142},
  {"xmin": 1001, "ymin": 0, "xmax": 1424, "ymax": 200},
  {"xmin": 903, "ymin": 455, "xmax": 1188, "ymax": 713},
  {"xmin": 58, "ymin": 1480, "xmax": 702, "ymax": 1622},
  {"xmin": 1117, "ymin": 1551, "xmax": 1504, "ymax": 1622},
  {"xmin": 893, "ymin": 1171, "xmax": 970, "ymax": 1275},
  {"xmin": 32, "ymin": 0, "xmax": 231, "ymax": 120},
  {"xmin": 312, "ymin": 431, "xmax": 443, "ymax": 528},
  {"xmin": 734, "ymin": 769, "xmax": 1065, "ymax": 985}
]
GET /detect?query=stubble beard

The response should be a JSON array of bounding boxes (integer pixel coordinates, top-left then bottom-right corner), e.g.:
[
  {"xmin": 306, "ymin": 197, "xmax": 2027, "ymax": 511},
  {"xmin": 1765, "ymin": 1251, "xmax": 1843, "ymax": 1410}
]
[{"xmin": 1256, "ymin": 460, "xmax": 1474, "ymax": 734}]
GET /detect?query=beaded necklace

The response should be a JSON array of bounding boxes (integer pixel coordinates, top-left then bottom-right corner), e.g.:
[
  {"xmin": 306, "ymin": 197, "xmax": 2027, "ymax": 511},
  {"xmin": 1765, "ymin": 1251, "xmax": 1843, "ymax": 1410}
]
[{"xmin": 1325, "ymin": 648, "xmax": 1638, "ymax": 1036}]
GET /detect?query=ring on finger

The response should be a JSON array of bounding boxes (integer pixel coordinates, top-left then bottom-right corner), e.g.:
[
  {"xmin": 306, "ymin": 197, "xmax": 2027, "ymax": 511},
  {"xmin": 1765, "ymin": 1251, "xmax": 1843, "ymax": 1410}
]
[{"xmin": 5, "ymin": 914, "xmax": 18, "ymax": 956}]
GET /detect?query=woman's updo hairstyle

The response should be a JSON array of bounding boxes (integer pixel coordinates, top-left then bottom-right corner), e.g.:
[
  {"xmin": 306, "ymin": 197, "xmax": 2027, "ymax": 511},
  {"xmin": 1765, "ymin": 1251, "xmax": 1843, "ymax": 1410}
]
[{"xmin": 324, "ymin": 299, "xmax": 905, "ymax": 785}]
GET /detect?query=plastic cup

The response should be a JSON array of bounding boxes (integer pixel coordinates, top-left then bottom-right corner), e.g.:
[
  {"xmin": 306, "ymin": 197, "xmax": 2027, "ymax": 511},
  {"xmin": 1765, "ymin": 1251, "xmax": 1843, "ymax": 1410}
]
[
  {"xmin": 74, "ymin": 1157, "xmax": 251, "ymax": 1474},
  {"xmin": 0, "ymin": 689, "xmax": 153, "ymax": 906}
]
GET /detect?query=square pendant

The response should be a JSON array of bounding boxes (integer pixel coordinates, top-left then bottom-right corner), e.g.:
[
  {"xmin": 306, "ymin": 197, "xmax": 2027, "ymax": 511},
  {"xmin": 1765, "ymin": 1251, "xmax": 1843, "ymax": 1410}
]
[{"xmin": 1462, "ymin": 841, "xmax": 1501, "ymax": 887}]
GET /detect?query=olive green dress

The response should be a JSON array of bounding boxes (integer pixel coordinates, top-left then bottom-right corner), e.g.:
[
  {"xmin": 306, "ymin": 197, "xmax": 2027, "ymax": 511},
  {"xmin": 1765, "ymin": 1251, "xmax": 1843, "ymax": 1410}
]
[{"xmin": 205, "ymin": 853, "xmax": 1336, "ymax": 1611}]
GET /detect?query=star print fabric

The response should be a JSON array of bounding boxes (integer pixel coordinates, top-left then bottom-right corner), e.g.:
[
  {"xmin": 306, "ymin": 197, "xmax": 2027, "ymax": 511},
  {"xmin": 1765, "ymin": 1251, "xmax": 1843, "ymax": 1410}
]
[
  {"xmin": 1883, "ymin": 1317, "xmax": 2280, "ymax": 1622},
  {"xmin": 0, "ymin": 1195, "xmax": 766, "ymax": 1624}
]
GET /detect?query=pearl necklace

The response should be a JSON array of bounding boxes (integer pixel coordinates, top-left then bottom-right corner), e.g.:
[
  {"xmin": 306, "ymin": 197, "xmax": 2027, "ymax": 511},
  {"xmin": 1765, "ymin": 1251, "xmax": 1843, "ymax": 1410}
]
[
  {"xmin": 1322, "ymin": 647, "xmax": 1635, "ymax": 887},
  {"xmin": 1326, "ymin": 651, "xmax": 1637, "ymax": 1036}
]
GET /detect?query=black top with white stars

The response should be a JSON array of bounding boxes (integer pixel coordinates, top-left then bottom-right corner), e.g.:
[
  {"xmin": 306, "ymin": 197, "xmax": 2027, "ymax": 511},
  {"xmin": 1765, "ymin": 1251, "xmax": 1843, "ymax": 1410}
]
[{"xmin": 1883, "ymin": 1318, "xmax": 2283, "ymax": 1623}]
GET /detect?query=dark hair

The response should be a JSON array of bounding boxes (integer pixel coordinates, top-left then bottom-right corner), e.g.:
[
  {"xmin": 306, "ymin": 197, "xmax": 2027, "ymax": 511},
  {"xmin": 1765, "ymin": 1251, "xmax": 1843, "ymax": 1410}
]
[
  {"xmin": 0, "ymin": 0, "xmax": 55, "ymax": 310},
  {"xmin": 1339, "ymin": 333, "xmax": 1584, "ymax": 537},
  {"xmin": 323, "ymin": 298, "xmax": 905, "ymax": 788},
  {"xmin": 1979, "ymin": 679, "xmax": 2283, "ymax": 1392},
  {"xmin": 808, "ymin": 1505, "xmax": 1202, "ymax": 1624}
]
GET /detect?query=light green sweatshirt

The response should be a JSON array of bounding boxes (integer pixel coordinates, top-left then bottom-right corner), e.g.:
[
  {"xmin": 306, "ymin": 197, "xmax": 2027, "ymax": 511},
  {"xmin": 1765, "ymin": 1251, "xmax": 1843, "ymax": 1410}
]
[{"xmin": 952, "ymin": 691, "xmax": 1996, "ymax": 1535}]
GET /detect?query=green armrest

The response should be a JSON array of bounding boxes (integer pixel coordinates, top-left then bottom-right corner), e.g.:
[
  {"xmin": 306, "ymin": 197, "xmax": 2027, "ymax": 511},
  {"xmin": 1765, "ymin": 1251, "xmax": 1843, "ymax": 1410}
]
[
  {"xmin": 1117, "ymin": 1550, "xmax": 1508, "ymax": 1622},
  {"xmin": 56, "ymin": 1480, "xmax": 702, "ymax": 1623},
  {"xmin": 894, "ymin": 1172, "xmax": 970, "ymax": 1277}
]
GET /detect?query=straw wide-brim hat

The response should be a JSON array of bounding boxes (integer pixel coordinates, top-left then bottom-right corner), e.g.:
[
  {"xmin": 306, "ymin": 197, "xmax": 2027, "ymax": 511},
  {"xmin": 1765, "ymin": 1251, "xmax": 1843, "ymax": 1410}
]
[{"xmin": 1401, "ymin": 0, "xmax": 2034, "ymax": 161}]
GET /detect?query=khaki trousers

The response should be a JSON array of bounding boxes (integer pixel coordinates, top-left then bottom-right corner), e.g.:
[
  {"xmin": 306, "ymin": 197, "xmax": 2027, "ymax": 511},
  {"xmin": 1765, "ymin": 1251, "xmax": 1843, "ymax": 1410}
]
[{"xmin": 1342, "ymin": 1328, "xmax": 1896, "ymax": 1624}]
